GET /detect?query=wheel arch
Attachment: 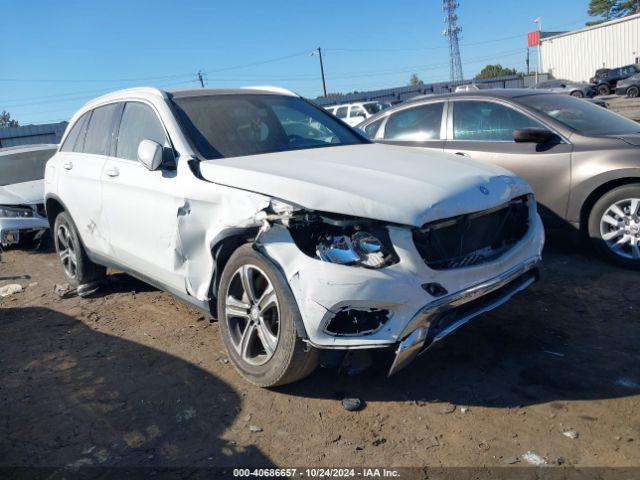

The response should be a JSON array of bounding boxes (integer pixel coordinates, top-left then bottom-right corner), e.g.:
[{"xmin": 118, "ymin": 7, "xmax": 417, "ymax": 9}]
[
  {"xmin": 579, "ymin": 177, "xmax": 640, "ymax": 237},
  {"xmin": 45, "ymin": 194, "xmax": 67, "ymax": 231}
]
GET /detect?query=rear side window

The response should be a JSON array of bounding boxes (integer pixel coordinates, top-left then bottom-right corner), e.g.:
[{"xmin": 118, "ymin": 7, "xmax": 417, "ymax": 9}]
[
  {"xmin": 363, "ymin": 118, "xmax": 384, "ymax": 138},
  {"xmin": 60, "ymin": 112, "xmax": 91, "ymax": 152},
  {"xmin": 384, "ymin": 103, "xmax": 444, "ymax": 141},
  {"xmin": 350, "ymin": 105, "xmax": 365, "ymax": 118},
  {"xmin": 83, "ymin": 104, "xmax": 120, "ymax": 155},
  {"xmin": 116, "ymin": 102, "xmax": 168, "ymax": 161},
  {"xmin": 335, "ymin": 107, "xmax": 348, "ymax": 119}
]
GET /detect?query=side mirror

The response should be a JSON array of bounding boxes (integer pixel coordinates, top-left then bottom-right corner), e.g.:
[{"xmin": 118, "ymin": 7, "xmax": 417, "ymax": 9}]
[
  {"xmin": 357, "ymin": 112, "xmax": 367, "ymax": 118},
  {"xmin": 137, "ymin": 139, "xmax": 163, "ymax": 171},
  {"xmin": 513, "ymin": 127, "xmax": 557, "ymax": 144}
]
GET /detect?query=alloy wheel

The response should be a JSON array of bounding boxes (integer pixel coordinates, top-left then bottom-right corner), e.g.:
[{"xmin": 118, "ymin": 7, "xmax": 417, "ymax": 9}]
[
  {"xmin": 56, "ymin": 223, "xmax": 78, "ymax": 279},
  {"xmin": 599, "ymin": 198, "xmax": 640, "ymax": 260},
  {"xmin": 224, "ymin": 264, "xmax": 280, "ymax": 366}
]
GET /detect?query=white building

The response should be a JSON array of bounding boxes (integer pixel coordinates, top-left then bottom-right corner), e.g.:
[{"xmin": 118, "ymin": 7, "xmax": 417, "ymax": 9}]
[{"xmin": 540, "ymin": 13, "xmax": 640, "ymax": 83}]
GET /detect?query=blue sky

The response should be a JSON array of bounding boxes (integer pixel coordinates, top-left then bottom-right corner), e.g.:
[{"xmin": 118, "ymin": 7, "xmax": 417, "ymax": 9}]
[{"xmin": 1, "ymin": 0, "xmax": 592, "ymax": 125}]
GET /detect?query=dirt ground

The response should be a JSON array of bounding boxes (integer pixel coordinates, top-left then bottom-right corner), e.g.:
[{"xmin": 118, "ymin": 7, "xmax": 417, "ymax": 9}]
[{"xmin": 0, "ymin": 238, "xmax": 639, "ymax": 472}]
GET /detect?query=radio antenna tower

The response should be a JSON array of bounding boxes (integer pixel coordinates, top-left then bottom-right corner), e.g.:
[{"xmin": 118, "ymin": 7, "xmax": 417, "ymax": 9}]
[{"xmin": 442, "ymin": 0, "xmax": 463, "ymax": 83}]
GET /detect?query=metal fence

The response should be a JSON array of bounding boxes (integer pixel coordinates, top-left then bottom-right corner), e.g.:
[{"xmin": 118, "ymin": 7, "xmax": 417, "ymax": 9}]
[
  {"xmin": 0, "ymin": 121, "xmax": 68, "ymax": 148},
  {"xmin": 312, "ymin": 73, "xmax": 551, "ymax": 106}
]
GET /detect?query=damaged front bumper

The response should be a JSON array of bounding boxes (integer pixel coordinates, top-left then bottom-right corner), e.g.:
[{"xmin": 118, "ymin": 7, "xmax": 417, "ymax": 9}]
[
  {"xmin": 388, "ymin": 258, "xmax": 539, "ymax": 376},
  {"xmin": 0, "ymin": 216, "xmax": 49, "ymax": 247}
]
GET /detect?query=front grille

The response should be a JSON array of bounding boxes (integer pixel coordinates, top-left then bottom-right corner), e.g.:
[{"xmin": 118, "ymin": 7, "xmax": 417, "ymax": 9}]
[{"xmin": 413, "ymin": 195, "xmax": 531, "ymax": 270}]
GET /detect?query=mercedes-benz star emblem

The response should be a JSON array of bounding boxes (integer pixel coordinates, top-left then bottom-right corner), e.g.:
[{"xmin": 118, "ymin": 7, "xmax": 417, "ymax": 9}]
[{"xmin": 479, "ymin": 186, "xmax": 490, "ymax": 195}]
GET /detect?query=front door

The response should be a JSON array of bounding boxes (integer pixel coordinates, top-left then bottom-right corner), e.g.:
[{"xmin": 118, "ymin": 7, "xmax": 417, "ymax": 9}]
[
  {"xmin": 101, "ymin": 101, "xmax": 182, "ymax": 290},
  {"xmin": 443, "ymin": 99, "xmax": 572, "ymax": 226}
]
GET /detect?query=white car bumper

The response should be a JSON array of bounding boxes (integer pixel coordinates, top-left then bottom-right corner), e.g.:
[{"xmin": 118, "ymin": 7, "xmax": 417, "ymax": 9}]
[
  {"xmin": 0, "ymin": 216, "xmax": 49, "ymax": 246},
  {"xmin": 257, "ymin": 211, "xmax": 544, "ymax": 364}
]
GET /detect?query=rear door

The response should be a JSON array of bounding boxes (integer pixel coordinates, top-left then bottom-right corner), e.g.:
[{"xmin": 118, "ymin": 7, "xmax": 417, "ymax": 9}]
[
  {"xmin": 443, "ymin": 99, "xmax": 572, "ymax": 225},
  {"xmin": 376, "ymin": 101, "xmax": 446, "ymax": 150},
  {"xmin": 56, "ymin": 104, "xmax": 120, "ymax": 255},
  {"xmin": 101, "ymin": 101, "xmax": 182, "ymax": 289}
]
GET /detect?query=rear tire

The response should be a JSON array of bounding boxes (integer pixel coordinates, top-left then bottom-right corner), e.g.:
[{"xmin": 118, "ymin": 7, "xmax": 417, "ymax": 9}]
[
  {"xmin": 217, "ymin": 244, "xmax": 318, "ymax": 387},
  {"xmin": 627, "ymin": 86, "xmax": 640, "ymax": 98},
  {"xmin": 597, "ymin": 84, "xmax": 611, "ymax": 96},
  {"xmin": 588, "ymin": 184, "xmax": 640, "ymax": 269},
  {"xmin": 53, "ymin": 211, "xmax": 106, "ymax": 287}
]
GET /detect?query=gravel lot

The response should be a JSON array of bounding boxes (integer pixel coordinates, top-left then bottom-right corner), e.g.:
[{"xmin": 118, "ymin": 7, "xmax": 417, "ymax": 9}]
[{"xmin": 0, "ymin": 239, "xmax": 639, "ymax": 472}]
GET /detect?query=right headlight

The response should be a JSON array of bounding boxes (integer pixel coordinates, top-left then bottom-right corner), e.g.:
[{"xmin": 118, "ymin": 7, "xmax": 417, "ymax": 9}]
[{"xmin": 288, "ymin": 213, "xmax": 399, "ymax": 269}]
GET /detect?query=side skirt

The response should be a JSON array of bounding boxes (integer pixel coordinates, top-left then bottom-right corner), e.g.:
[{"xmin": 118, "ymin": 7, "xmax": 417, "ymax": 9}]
[{"xmin": 87, "ymin": 251, "xmax": 212, "ymax": 315}]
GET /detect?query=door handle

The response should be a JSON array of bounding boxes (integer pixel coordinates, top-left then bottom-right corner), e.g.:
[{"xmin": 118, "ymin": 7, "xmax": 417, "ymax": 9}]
[
  {"xmin": 62, "ymin": 161, "xmax": 73, "ymax": 170},
  {"xmin": 455, "ymin": 152, "xmax": 470, "ymax": 157},
  {"xmin": 105, "ymin": 166, "xmax": 120, "ymax": 177}
]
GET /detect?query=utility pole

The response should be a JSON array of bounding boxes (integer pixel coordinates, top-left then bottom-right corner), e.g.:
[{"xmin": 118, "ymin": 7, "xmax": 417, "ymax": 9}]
[
  {"xmin": 312, "ymin": 47, "xmax": 327, "ymax": 97},
  {"xmin": 197, "ymin": 70, "xmax": 205, "ymax": 88},
  {"xmin": 534, "ymin": 18, "xmax": 542, "ymax": 82},
  {"xmin": 526, "ymin": 48, "xmax": 530, "ymax": 75}
]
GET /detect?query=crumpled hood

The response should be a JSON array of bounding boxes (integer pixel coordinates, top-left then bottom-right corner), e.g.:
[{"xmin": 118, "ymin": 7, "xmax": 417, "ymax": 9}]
[
  {"xmin": 0, "ymin": 180, "xmax": 44, "ymax": 205},
  {"xmin": 199, "ymin": 143, "xmax": 532, "ymax": 227}
]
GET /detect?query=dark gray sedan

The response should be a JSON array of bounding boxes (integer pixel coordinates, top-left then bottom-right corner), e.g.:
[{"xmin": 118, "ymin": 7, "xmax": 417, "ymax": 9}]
[
  {"xmin": 358, "ymin": 90, "xmax": 640, "ymax": 267},
  {"xmin": 530, "ymin": 79, "xmax": 596, "ymax": 98}
]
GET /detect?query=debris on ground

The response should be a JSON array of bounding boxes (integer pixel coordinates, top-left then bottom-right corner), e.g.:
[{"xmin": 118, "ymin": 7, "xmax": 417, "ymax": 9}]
[
  {"xmin": 522, "ymin": 451, "xmax": 547, "ymax": 466},
  {"xmin": 77, "ymin": 282, "xmax": 101, "ymax": 298},
  {"xmin": 439, "ymin": 404, "xmax": 457, "ymax": 414},
  {"xmin": 341, "ymin": 397, "xmax": 364, "ymax": 412},
  {"xmin": 0, "ymin": 284, "xmax": 23, "ymax": 297},
  {"xmin": 249, "ymin": 425, "xmax": 263, "ymax": 433},
  {"xmin": 460, "ymin": 407, "xmax": 469, "ymax": 414},
  {"xmin": 562, "ymin": 429, "xmax": 579, "ymax": 439},
  {"xmin": 54, "ymin": 283, "xmax": 76, "ymax": 298}
]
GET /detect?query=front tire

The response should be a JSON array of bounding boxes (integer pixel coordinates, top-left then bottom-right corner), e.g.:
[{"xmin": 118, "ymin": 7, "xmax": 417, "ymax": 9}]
[
  {"xmin": 53, "ymin": 211, "xmax": 106, "ymax": 287},
  {"xmin": 588, "ymin": 184, "xmax": 640, "ymax": 269},
  {"xmin": 597, "ymin": 84, "xmax": 611, "ymax": 96},
  {"xmin": 217, "ymin": 245, "xmax": 318, "ymax": 387},
  {"xmin": 570, "ymin": 90, "xmax": 584, "ymax": 98}
]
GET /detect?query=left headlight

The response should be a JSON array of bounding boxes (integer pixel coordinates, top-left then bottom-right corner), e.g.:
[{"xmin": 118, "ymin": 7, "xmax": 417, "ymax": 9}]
[
  {"xmin": 0, "ymin": 206, "xmax": 34, "ymax": 218},
  {"xmin": 317, "ymin": 230, "xmax": 392, "ymax": 268}
]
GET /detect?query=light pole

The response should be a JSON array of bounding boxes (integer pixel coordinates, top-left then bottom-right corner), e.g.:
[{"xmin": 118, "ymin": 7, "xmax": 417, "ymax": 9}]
[
  {"xmin": 534, "ymin": 18, "xmax": 542, "ymax": 81},
  {"xmin": 310, "ymin": 47, "xmax": 327, "ymax": 97}
]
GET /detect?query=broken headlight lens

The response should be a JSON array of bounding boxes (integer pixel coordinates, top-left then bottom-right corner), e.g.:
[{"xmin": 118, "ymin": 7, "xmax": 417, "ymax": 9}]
[
  {"xmin": 317, "ymin": 230, "xmax": 394, "ymax": 268},
  {"xmin": 0, "ymin": 206, "xmax": 34, "ymax": 218}
]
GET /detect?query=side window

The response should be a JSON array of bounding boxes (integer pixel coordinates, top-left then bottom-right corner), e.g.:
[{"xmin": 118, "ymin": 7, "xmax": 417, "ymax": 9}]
[
  {"xmin": 335, "ymin": 107, "xmax": 348, "ymax": 119},
  {"xmin": 452, "ymin": 101, "xmax": 540, "ymax": 141},
  {"xmin": 83, "ymin": 104, "xmax": 120, "ymax": 155},
  {"xmin": 116, "ymin": 102, "xmax": 168, "ymax": 161},
  {"xmin": 350, "ymin": 105, "xmax": 365, "ymax": 118},
  {"xmin": 383, "ymin": 103, "xmax": 444, "ymax": 141},
  {"xmin": 363, "ymin": 118, "xmax": 384, "ymax": 138},
  {"xmin": 60, "ymin": 112, "xmax": 91, "ymax": 152}
]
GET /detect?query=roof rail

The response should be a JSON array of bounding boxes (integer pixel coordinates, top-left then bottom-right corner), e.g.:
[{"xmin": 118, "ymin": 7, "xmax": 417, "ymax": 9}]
[{"xmin": 242, "ymin": 86, "xmax": 298, "ymax": 96}]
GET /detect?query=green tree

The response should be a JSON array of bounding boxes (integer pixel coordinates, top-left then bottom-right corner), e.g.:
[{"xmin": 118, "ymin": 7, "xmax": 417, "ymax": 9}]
[
  {"xmin": 587, "ymin": 0, "xmax": 639, "ymax": 25},
  {"xmin": 0, "ymin": 110, "xmax": 19, "ymax": 128},
  {"xmin": 409, "ymin": 73, "xmax": 424, "ymax": 86},
  {"xmin": 475, "ymin": 64, "xmax": 518, "ymax": 79}
]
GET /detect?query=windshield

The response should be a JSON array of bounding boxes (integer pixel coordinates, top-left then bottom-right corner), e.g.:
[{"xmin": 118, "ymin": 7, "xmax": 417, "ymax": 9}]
[
  {"xmin": 363, "ymin": 102, "xmax": 391, "ymax": 115},
  {"xmin": 0, "ymin": 148, "xmax": 56, "ymax": 186},
  {"xmin": 171, "ymin": 94, "xmax": 367, "ymax": 159},
  {"xmin": 519, "ymin": 94, "xmax": 640, "ymax": 135}
]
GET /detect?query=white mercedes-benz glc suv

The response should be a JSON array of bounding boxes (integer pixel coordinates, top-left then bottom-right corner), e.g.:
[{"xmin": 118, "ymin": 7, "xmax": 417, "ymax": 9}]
[{"xmin": 44, "ymin": 86, "xmax": 544, "ymax": 386}]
